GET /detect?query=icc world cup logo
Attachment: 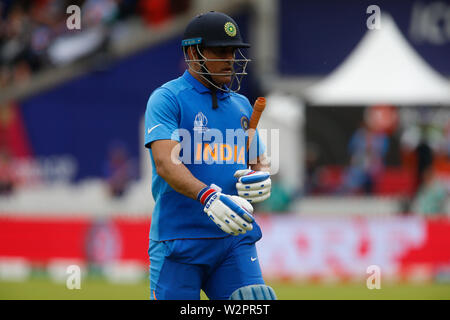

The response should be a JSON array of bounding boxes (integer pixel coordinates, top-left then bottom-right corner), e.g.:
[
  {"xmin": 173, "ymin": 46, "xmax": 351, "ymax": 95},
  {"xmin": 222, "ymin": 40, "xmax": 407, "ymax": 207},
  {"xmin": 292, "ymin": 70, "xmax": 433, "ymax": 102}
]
[{"xmin": 194, "ymin": 112, "xmax": 208, "ymax": 132}]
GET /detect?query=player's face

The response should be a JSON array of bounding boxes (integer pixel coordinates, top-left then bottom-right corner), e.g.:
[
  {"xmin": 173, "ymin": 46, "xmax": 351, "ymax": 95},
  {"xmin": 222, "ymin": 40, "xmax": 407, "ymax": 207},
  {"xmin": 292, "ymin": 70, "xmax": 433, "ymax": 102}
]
[{"xmin": 202, "ymin": 46, "xmax": 236, "ymax": 86}]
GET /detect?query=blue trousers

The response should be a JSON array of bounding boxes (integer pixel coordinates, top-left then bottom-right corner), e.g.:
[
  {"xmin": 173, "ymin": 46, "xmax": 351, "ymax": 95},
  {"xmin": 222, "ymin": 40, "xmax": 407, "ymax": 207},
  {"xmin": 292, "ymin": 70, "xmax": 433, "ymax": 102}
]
[{"xmin": 148, "ymin": 231, "xmax": 264, "ymax": 300}]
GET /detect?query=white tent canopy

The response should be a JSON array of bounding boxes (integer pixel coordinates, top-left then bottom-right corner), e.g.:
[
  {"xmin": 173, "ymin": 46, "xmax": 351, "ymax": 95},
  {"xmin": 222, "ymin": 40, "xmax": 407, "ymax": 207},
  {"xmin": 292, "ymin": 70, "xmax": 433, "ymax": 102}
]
[{"xmin": 306, "ymin": 15, "xmax": 450, "ymax": 106}]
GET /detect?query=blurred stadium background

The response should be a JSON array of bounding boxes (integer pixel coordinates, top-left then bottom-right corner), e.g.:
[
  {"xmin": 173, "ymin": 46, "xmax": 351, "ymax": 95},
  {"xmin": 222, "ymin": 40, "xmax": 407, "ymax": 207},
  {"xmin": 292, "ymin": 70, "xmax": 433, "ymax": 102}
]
[{"xmin": 0, "ymin": 0, "xmax": 449, "ymax": 300}]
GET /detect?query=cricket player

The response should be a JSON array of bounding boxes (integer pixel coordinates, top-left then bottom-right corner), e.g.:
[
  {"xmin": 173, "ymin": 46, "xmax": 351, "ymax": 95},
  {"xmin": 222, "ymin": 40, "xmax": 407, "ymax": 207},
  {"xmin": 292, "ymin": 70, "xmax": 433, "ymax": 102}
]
[{"xmin": 144, "ymin": 11, "xmax": 276, "ymax": 300}]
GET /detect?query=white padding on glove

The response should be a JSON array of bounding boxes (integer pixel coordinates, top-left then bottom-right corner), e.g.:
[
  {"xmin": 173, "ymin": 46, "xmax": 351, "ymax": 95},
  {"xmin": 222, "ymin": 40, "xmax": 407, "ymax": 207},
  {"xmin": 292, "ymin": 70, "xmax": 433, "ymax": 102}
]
[
  {"xmin": 204, "ymin": 192, "xmax": 254, "ymax": 236},
  {"xmin": 234, "ymin": 169, "xmax": 271, "ymax": 203}
]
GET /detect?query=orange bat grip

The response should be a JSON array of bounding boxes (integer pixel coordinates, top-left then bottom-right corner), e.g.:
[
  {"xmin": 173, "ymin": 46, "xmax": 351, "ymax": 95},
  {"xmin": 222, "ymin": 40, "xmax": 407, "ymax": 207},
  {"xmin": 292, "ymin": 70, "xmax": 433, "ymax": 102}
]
[
  {"xmin": 247, "ymin": 97, "xmax": 266, "ymax": 155},
  {"xmin": 249, "ymin": 97, "xmax": 266, "ymax": 130}
]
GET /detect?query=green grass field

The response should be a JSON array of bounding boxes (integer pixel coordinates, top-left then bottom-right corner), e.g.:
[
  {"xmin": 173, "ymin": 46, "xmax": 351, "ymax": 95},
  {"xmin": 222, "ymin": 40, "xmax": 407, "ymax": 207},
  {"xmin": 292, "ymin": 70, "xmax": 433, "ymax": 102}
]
[{"xmin": 1, "ymin": 278, "xmax": 449, "ymax": 300}]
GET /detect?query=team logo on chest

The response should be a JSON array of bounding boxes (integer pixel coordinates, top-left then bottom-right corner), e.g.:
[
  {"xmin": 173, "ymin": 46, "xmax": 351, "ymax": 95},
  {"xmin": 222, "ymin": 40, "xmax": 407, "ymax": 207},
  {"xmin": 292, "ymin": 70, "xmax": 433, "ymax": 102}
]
[
  {"xmin": 194, "ymin": 112, "xmax": 209, "ymax": 132},
  {"xmin": 241, "ymin": 115, "xmax": 249, "ymax": 130}
]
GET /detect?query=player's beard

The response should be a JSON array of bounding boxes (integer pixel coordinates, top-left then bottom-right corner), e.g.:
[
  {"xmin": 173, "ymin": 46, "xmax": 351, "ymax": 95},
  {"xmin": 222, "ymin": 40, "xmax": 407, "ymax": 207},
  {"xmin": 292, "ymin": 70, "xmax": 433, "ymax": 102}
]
[
  {"xmin": 199, "ymin": 63, "xmax": 231, "ymax": 91},
  {"xmin": 209, "ymin": 66, "xmax": 233, "ymax": 87}
]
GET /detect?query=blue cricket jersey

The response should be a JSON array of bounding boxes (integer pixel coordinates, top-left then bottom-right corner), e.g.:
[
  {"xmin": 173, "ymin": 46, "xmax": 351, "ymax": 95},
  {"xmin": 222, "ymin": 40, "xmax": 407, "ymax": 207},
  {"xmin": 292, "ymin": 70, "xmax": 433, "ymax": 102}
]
[{"xmin": 144, "ymin": 70, "xmax": 265, "ymax": 241}]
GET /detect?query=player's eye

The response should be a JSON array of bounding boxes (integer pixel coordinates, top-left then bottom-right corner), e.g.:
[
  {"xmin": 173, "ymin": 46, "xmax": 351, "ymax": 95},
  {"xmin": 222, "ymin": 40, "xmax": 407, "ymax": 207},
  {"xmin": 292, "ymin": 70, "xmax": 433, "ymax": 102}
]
[{"xmin": 211, "ymin": 47, "xmax": 235, "ymax": 58}]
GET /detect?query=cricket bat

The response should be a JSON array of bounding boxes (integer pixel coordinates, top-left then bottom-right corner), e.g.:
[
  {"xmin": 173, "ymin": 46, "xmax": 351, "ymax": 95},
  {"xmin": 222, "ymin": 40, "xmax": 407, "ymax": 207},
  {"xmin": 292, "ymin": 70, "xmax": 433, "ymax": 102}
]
[{"xmin": 247, "ymin": 97, "xmax": 266, "ymax": 166}]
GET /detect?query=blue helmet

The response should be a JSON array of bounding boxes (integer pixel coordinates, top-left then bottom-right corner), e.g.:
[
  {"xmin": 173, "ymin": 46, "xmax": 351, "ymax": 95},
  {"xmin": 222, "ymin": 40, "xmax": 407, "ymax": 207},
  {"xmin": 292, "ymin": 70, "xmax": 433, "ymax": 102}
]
[{"xmin": 182, "ymin": 11, "xmax": 250, "ymax": 48}]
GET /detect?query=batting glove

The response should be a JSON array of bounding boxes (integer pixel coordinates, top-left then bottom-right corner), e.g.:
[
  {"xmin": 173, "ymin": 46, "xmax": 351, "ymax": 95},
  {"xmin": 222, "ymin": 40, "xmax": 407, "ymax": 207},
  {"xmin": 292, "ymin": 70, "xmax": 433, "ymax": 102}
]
[
  {"xmin": 234, "ymin": 169, "xmax": 271, "ymax": 203},
  {"xmin": 197, "ymin": 184, "xmax": 254, "ymax": 236}
]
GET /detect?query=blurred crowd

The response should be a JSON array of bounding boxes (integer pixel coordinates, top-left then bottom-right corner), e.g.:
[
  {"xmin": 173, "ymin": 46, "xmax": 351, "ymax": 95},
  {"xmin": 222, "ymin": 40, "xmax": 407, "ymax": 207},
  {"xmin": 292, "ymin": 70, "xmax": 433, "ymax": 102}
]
[
  {"xmin": 0, "ymin": 0, "xmax": 191, "ymax": 198},
  {"xmin": 305, "ymin": 105, "xmax": 450, "ymax": 215},
  {"xmin": 103, "ymin": 141, "xmax": 138, "ymax": 198},
  {"xmin": 399, "ymin": 107, "xmax": 450, "ymax": 215},
  {"xmin": 0, "ymin": 0, "xmax": 191, "ymax": 90}
]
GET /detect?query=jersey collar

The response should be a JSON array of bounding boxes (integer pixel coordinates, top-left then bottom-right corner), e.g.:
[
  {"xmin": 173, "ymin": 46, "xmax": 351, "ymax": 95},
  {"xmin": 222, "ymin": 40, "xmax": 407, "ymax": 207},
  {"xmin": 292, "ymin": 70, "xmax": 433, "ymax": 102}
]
[{"xmin": 183, "ymin": 70, "xmax": 230, "ymax": 100}]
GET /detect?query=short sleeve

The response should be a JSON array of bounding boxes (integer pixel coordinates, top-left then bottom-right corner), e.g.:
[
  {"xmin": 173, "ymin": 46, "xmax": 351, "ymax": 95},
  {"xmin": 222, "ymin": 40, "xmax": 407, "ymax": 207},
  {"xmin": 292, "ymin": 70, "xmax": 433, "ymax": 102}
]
[{"xmin": 144, "ymin": 88, "xmax": 181, "ymax": 148}]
